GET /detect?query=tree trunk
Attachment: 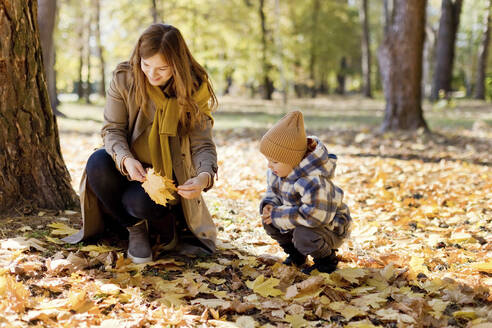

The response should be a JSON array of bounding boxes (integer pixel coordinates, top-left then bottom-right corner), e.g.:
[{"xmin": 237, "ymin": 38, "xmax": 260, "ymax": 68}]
[
  {"xmin": 359, "ymin": 0, "xmax": 372, "ymax": 98},
  {"xmin": 475, "ymin": 0, "xmax": 491, "ymax": 100},
  {"xmin": 422, "ymin": 25, "xmax": 437, "ymax": 98},
  {"xmin": 309, "ymin": 0, "xmax": 320, "ymax": 98},
  {"xmin": 274, "ymin": 0, "xmax": 287, "ymax": 104},
  {"xmin": 378, "ymin": 0, "xmax": 428, "ymax": 132},
  {"xmin": 335, "ymin": 57, "xmax": 347, "ymax": 95},
  {"xmin": 0, "ymin": 0, "xmax": 79, "ymax": 215},
  {"xmin": 38, "ymin": 0, "xmax": 63, "ymax": 116},
  {"xmin": 430, "ymin": 0, "xmax": 463, "ymax": 101},
  {"xmin": 77, "ymin": 13, "xmax": 84, "ymax": 100},
  {"xmin": 151, "ymin": 0, "xmax": 159, "ymax": 23},
  {"xmin": 84, "ymin": 9, "xmax": 92, "ymax": 104},
  {"xmin": 94, "ymin": 0, "xmax": 105, "ymax": 96},
  {"xmin": 259, "ymin": 0, "xmax": 274, "ymax": 100}
]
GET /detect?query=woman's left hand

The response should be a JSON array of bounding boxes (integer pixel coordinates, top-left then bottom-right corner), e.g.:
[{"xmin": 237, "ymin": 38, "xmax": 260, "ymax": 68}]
[{"xmin": 177, "ymin": 172, "xmax": 209, "ymax": 199}]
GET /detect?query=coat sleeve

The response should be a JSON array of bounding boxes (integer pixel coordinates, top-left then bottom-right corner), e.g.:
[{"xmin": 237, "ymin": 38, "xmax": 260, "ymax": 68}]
[
  {"xmin": 270, "ymin": 176, "xmax": 341, "ymax": 231},
  {"xmin": 259, "ymin": 170, "xmax": 283, "ymax": 213},
  {"xmin": 189, "ymin": 115, "xmax": 218, "ymax": 191},
  {"xmin": 101, "ymin": 71, "xmax": 134, "ymax": 175}
]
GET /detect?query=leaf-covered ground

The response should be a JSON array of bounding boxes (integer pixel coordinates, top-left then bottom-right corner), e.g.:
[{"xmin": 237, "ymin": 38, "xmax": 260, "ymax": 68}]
[{"xmin": 1, "ymin": 97, "xmax": 491, "ymax": 327}]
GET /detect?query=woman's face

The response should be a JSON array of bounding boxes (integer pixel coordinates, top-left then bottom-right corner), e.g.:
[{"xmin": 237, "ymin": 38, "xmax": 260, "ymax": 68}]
[{"xmin": 141, "ymin": 53, "xmax": 172, "ymax": 86}]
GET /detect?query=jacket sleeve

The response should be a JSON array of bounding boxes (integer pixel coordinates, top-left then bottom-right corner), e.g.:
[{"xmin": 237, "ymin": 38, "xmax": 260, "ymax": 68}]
[
  {"xmin": 259, "ymin": 170, "xmax": 283, "ymax": 213},
  {"xmin": 270, "ymin": 176, "xmax": 341, "ymax": 231},
  {"xmin": 101, "ymin": 71, "xmax": 133, "ymax": 175},
  {"xmin": 189, "ymin": 115, "xmax": 218, "ymax": 191}
]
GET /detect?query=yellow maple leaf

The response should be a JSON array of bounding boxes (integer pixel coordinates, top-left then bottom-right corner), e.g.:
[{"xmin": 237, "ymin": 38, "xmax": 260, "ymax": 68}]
[
  {"xmin": 335, "ymin": 267, "xmax": 368, "ymax": 284},
  {"xmin": 346, "ymin": 320, "xmax": 380, "ymax": 328},
  {"xmin": 329, "ymin": 302, "xmax": 366, "ymax": 321},
  {"xmin": 284, "ymin": 314, "xmax": 309, "ymax": 328},
  {"xmin": 47, "ymin": 222, "xmax": 78, "ymax": 236},
  {"xmin": 80, "ymin": 244, "xmax": 119, "ymax": 253},
  {"xmin": 141, "ymin": 168, "xmax": 177, "ymax": 206},
  {"xmin": 245, "ymin": 275, "xmax": 283, "ymax": 297},
  {"xmin": 472, "ymin": 261, "xmax": 492, "ymax": 274},
  {"xmin": 408, "ymin": 255, "xmax": 430, "ymax": 280},
  {"xmin": 351, "ymin": 293, "xmax": 387, "ymax": 310}
]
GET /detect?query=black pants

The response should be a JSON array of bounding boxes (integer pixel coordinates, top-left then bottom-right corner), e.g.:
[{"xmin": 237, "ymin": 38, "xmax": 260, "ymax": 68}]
[
  {"xmin": 263, "ymin": 222, "xmax": 345, "ymax": 259},
  {"xmin": 85, "ymin": 149, "xmax": 174, "ymax": 228}
]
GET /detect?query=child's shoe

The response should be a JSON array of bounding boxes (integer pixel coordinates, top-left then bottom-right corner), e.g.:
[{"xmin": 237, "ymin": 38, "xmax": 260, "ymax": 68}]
[
  {"xmin": 280, "ymin": 243, "xmax": 307, "ymax": 266},
  {"xmin": 302, "ymin": 250, "xmax": 338, "ymax": 274}
]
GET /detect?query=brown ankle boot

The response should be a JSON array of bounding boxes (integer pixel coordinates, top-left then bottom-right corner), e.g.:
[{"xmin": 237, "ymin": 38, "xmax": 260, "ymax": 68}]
[{"xmin": 127, "ymin": 220, "xmax": 152, "ymax": 264}]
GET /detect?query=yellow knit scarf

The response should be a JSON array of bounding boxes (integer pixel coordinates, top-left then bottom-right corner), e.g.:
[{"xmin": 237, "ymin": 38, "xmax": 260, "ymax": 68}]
[{"xmin": 147, "ymin": 82, "xmax": 213, "ymax": 180}]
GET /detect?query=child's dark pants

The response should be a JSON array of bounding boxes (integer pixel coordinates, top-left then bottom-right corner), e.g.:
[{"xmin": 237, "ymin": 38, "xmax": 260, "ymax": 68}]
[{"xmin": 263, "ymin": 222, "xmax": 345, "ymax": 259}]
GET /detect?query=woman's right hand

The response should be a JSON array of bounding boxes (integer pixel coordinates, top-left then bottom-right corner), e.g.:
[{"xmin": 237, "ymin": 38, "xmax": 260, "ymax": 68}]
[{"xmin": 123, "ymin": 157, "xmax": 147, "ymax": 182}]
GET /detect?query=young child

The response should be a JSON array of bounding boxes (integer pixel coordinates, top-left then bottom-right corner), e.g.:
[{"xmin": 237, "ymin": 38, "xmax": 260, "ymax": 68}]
[{"xmin": 259, "ymin": 111, "xmax": 352, "ymax": 274}]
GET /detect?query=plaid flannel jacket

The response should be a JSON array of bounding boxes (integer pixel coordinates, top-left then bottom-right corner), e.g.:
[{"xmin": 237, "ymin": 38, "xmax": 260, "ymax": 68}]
[{"xmin": 260, "ymin": 137, "xmax": 352, "ymax": 235}]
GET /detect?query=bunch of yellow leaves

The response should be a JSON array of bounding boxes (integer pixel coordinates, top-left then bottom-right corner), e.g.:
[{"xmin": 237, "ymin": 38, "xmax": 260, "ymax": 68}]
[{"xmin": 142, "ymin": 168, "xmax": 177, "ymax": 206}]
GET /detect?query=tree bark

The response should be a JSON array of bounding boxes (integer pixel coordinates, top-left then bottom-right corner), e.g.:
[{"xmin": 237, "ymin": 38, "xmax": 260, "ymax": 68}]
[
  {"xmin": 475, "ymin": 0, "xmax": 491, "ymax": 100},
  {"xmin": 430, "ymin": 0, "xmax": 463, "ymax": 101},
  {"xmin": 259, "ymin": 0, "xmax": 274, "ymax": 100},
  {"xmin": 37, "ymin": 0, "xmax": 63, "ymax": 116},
  {"xmin": 84, "ymin": 10, "xmax": 92, "ymax": 104},
  {"xmin": 309, "ymin": 0, "xmax": 320, "ymax": 98},
  {"xmin": 0, "ymin": 0, "xmax": 78, "ymax": 215},
  {"xmin": 378, "ymin": 0, "xmax": 428, "ymax": 132},
  {"xmin": 94, "ymin": 0, "xmax": 105, "ymax": 96},
  {"xmin": 151, "ymin": 0, "xmax": 159, "ymax": 23},
  {"xmin": 359, "ymin": 0, "xmax": 372, "ymax": 98},
  {"xmin": 335, "ymin": 57, "xmax": 347, "ymax": 95}
]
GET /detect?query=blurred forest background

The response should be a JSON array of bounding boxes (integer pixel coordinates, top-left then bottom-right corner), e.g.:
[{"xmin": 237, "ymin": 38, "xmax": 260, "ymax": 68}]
[{"xmin": 44, "ymin": 0, "xmax": 491, "ymax": 108}]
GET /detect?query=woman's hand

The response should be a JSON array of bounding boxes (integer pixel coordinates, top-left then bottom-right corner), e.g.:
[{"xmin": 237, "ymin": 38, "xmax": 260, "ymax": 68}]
[
  {"xmin": 123, "ymin": 157, "xmax": 146, "ymax": 182},
  {"xmin": 177, "ymin": 172, "xmax": 209, "ymax": 199},
  {"xmin": 261, "ymin": 204, "xmax": 273, "ymax": 225}
]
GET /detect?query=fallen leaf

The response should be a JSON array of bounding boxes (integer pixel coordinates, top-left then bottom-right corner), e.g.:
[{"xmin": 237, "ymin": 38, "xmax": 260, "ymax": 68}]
[
  {"xmin": 245, "ymin": 275, "xmax": 283, "ymax": 297},
  {"xmin": 142, "ymin": 168, "xmax": 177, "ymax": 206},
  {"xmin": 48, "ymin": 222, "xmax": 78, "ymax": 236}
]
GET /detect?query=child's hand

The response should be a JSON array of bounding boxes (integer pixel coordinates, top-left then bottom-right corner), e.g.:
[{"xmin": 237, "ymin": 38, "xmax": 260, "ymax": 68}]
[{"xmin": 261, "ymin": 204, "xmax": 273, "ymax": 225}]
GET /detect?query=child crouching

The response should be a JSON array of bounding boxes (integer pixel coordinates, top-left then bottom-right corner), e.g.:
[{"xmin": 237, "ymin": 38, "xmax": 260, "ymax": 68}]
[{"xmin": 259, "ymin": 111, "xmax": 352, "ymax": 274}]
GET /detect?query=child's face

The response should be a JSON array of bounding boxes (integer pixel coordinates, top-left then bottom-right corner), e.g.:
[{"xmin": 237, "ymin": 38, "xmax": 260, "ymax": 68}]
[{"xmin": 266, "ymin": 157, "xmax": 293, "ymax": 178}]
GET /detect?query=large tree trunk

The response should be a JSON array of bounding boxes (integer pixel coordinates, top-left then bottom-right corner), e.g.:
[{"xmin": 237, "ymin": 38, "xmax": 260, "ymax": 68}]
[
  {"xmin": 38, "ymin": 0, "xmax": 63, "ymax": 116},
  {"xmin": 0, "ymin": 1, "xmax": 78, "ymax": 215},
  {"xmin": 475, "ymin": 0, "xmax": 491, "ymax": 100},
  {"xmin": 430, "ymin": 0, "xmax": 463, "ymax": 101},
  {"xmin": 378, "ymin": 0, "xmax": 428, "ymax": 132},
  {"xmin": 259, "ymin": 0, "xmax": 274, "ymax": 100},
  {"xmin": 94, "ymin": 0, "xmax": 105, "ymax": 96},
  {"xmin": 359, "ymin": 0, "xmax": 372, "ymax": 98}
]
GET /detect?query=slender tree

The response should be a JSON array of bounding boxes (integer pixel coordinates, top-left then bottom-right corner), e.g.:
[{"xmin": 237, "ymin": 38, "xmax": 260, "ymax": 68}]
[
  {"xmin": 94, "ymin": 0, "xmax": 106, "ymax": 96},
  {"xmin": 475, "ymin": 0, "xmax": 492, "ymax": 100},
  {"xmin": 378, "ymin": 0, "xmax": 428, "ymax": 131},
  {"xmin": 309, "ymin": 0, "xmax": 320, "ymax": 97},
  {"xmin": 430, "ymin": 0, "xmax": 463, "ymax": 101},
  {"xmin": 259, "ymin": 0, "xmax": 274, "ymax": 100},
  {"xmin": 151, "ymin": 0, "xmax": 159, "ymax": 23},
  {"xmin": 38, "ymin": 0, "xmax": 63, "ymax": 116},
  {"xmin": 359, "ymin": 0, "xmax": 372, "ymax": 97},
  {"xmin": 0, "ymin": 0, "xmax": 78, "ymax": 214}
]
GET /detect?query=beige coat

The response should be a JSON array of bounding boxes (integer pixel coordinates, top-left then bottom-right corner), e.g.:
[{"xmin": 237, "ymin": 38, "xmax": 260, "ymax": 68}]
[{"xmin": 63, "ymin": 63, "xmax": 218, "ymax": 252}]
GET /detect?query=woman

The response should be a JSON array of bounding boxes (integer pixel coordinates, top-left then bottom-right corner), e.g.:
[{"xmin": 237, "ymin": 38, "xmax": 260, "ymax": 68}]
[{"xmin": 63, "ymin": 24, "xmax": 218, "ymax": 264}]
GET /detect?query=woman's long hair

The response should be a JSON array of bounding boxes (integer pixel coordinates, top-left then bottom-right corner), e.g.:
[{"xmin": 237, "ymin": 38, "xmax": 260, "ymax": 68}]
[{"xmin": 129, "ymin": 24, "xmax": 218, "ymax": 133}]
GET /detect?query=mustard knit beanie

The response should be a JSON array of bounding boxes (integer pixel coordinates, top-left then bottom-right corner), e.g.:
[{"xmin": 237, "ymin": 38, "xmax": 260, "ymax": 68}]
[{"xmin": 259, "ymin": 111, "xmax": 307, "ymax": 167}]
